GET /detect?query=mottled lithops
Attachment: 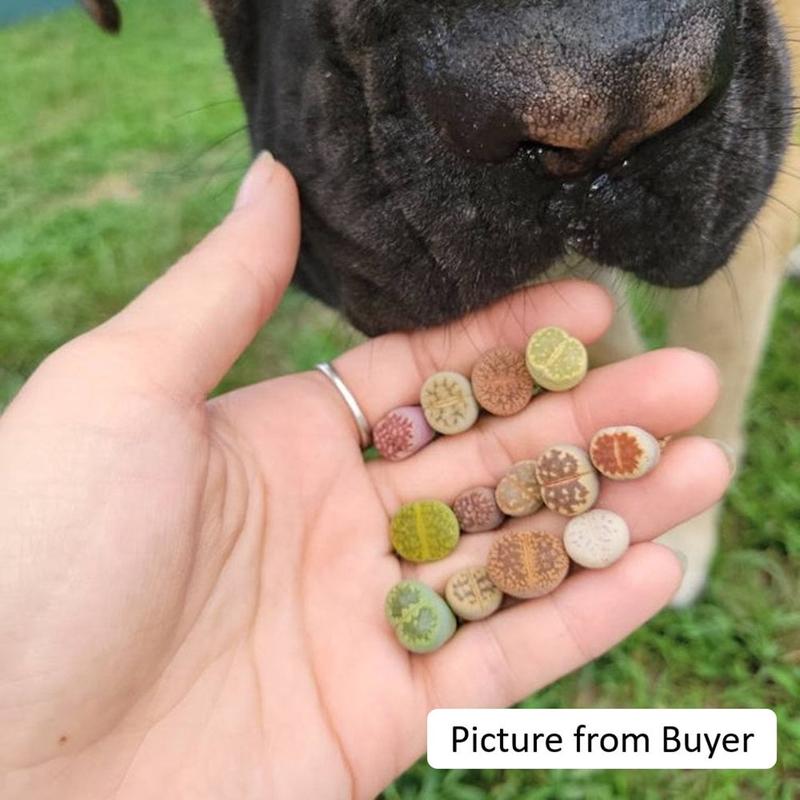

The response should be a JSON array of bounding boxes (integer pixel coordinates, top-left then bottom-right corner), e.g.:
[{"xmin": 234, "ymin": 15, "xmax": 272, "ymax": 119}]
[
  {"xmin": 471, "ymin": 346, "xmax": 535, "ymax": 417},
  {"xmin": 373, "ymin": 406, "xmax": 436, "ymax": 461},
  {"xmin": 563, "ymin": 509, "xmax": 631, "ymax": 569},
  {"xmin": 385, "ymin": 580, "xmax": 457, "ymax": 653},
  {"xmin": 589, "ymin": 425, "xmax": 661, "ymax": 480},
  {"xmin": 420, "ymin": 371, "xmax": 480, "ymax": 435},
  {"xmin": 452, "ymin": 486, "xmax": 506, "ymax": 533},
  {"xmin": 445, "ymin": 566, "xmax": 504, "ymax": 621},
  {"xmin": 525, "ymin": 327, "xmax": 588, "ymax": 392},
  {"xmin": 487, "ymin": 530, "xmax": 570, "ymax": 599},
  {"xmin": 390, "ymin": 500, "xmax": 460, "ymax": 562},
  {"xmin": 535, "ymin": 444, "xmax": 599, "ymax": 516},
  {"xmin": 495, "ymin": 460, "xmax": 543, "ymax": 517}
]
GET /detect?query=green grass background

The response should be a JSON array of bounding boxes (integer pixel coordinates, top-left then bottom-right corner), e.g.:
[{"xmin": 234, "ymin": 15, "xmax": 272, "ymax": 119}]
[{"xmin": 1, "ymin": 2, "xmax": 797, "ymax": 797}]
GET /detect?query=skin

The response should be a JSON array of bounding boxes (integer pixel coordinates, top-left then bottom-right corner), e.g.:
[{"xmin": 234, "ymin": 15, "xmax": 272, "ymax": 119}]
[{"xmin": 0, "ymin": 156, "xmax": 732, "ymax": 800}]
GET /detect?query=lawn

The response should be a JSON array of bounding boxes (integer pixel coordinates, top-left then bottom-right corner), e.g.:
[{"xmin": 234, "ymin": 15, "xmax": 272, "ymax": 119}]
[{"xmin": 1, "ymin": 2, "xmax": 798, "ymax": 797}]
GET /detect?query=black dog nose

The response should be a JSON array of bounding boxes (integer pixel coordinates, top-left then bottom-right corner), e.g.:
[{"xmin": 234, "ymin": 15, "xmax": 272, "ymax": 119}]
[{"xmin": 409, "ymin": 1, "xmax": 735, "ymax": 178}]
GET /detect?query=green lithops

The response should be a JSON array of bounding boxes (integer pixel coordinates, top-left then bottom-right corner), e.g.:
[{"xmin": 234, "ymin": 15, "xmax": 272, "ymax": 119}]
[
  {"xmin": 385, "ymin": 580, "xmax": 457, "ymax": 654},
  {"xmin": 390, "ymin": 500, "xmax": 460, "ymax": 562},
  {"xmin": 525, "ymin": 326, "xmax": 588, "ymax": 391}
]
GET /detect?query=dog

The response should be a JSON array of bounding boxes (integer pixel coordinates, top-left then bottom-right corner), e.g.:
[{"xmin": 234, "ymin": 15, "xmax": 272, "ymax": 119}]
[{"xmin": 83, "ymin": 0, "xmax": 800, "ymax": 606}]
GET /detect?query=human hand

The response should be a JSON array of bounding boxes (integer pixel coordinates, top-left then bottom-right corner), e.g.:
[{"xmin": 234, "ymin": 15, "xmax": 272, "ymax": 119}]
[{"xmin": 0, "ymin": 154, "xmax": 732, "ymax": 799}]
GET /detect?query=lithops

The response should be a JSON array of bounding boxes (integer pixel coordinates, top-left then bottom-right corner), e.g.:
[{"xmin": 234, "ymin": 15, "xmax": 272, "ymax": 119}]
[
  {"xmin": 471, "ymin": 346, "xmax": 535, "ymax": 416},
  {"xmin": 487, "ymin": 530, "xmax": 570, "ymax": 599},
  {"xmin": 445, "ymin": 566, "xmax": 504, "ymax": 621},
  {"xmin": 535, "ymin": 444, "xmax": 599, "ymax": 516},
  {"xmin": 495, "ymin": 460, "xmax": 543, "ymax": 517},
  {"xmin": 385, "ymin": 580, "xmax": 457, "ymax": 654},
  {"xmin": 390, "ymin": 500, "xmax": 460, "ymax": 562},
  {"xmin": 563, "ymin": 509, "xmax": 630, "ymax": 569},
  {"xmin": 589, "ymin": 425, "xmax": 661, "ymax": 480},
  {"xmin": 452, "ymin": 486, "xmax": 506, "ymax": 533},
  {"xmin": 373, "ymin": 406, "xmax": 436, "ymax": 461},
  {"xmin": 525, "ymin": 326, "xmax": 588, "ymax": 392},
  {"xmin": 420, "ymin": 371, "xmax": 480, "ymax": 435}
]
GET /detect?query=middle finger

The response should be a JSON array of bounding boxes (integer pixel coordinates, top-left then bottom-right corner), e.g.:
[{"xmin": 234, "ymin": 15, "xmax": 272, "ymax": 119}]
[{"xmin": 370, "ymin": 347, "xmax": 720, "ymax": 510}]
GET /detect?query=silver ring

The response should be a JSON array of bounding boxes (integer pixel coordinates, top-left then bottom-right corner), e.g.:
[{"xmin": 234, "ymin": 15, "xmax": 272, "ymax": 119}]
[{"xmin": 315, "ymin": 362, "xmax": 372, "ymax": 450}]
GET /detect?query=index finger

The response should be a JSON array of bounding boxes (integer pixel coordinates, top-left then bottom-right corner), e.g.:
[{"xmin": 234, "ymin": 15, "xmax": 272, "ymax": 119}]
[{"xmin": 89, "ymin": 154, "xmax": 301, "ymax": 402}]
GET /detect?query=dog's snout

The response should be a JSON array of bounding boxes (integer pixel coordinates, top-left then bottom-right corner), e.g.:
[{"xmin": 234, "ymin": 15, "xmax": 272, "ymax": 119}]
[{"xmin": 410, "ymin": 2, "xmax": 735, "ymax": 177}]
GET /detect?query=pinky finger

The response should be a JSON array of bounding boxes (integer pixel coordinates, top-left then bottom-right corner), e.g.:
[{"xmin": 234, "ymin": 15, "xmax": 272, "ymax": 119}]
[{"xmin": 420, "ymin": 542, "xmax": 682, "ymax": 711}]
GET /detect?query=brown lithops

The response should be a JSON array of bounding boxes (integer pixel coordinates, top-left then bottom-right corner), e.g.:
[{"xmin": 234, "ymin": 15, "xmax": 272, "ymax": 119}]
[
  {"xmin": 535, "ymin": 444, "xmax": 599, "ymax": 516},
  {"xmin": 420, "ymin": 371, "xmax": 480, "ymax": 435},
  {"xmin": 445, "ymin": 566, "xmax": 504, "ymax": 621},
  {"xmin": 486, "ymin": 530, "xmax": 570, "ymax": 599},
  {"xmin": 471, "ymin": 346, "xmax": 535, "ymax": 417},
  {"xmin": 589, "ymin": 425, "xmax": 661, "ymax": 480},
  {"xmin": 452, "ymin": 486, "xmax": 506, "ymax": 533},
  {"xmin": 495, "ymin": 460, "xmax": 543, "ymax": 517}
]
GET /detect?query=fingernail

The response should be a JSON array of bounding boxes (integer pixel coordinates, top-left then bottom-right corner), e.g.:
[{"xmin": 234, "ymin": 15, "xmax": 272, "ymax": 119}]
[
  {"xmin": 672, "ymin": 549, "xmax": 688, "ymax": 576},
  {"xmin": 234, "ymin": 151, "xmax": 276, "ymax": 209},
  {"xmin": 710, "ymin": 439, "xmax": 737, "ymax": 478}
]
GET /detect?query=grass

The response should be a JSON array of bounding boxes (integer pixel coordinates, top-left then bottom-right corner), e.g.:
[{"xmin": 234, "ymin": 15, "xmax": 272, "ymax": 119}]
[{"xmin": 1, "ymin": 2, "xmax": 798, "ymax": 797}]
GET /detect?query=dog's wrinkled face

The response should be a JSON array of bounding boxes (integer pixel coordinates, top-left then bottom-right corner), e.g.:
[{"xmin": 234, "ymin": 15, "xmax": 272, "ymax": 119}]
[{"xmin": 97, "ymin": 1, "xmax": 796, "ymax": 335}]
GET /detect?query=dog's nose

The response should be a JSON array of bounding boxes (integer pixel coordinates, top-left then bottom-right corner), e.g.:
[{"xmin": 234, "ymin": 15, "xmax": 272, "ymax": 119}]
[{"xmin": 410, "ymin": 2, "xmax": 735, "ymax": 178}]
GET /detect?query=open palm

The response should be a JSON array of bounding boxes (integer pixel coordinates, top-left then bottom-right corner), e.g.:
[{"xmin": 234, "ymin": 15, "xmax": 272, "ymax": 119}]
[{"xmin": 0, "ymin": 156, "xmax": 731, "ymax": 800}]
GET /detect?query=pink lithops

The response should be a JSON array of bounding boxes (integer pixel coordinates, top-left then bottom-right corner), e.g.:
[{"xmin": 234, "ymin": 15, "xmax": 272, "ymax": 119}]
[
  {"xmin": 373, "ymin": 406, "xmax": 435, "ymax": 461},
  {"xmin": 589, "ymin": 425, "xmax": 661, "ymax": 480},
  {"xmin": 452, "ymin": 486, "xmax": 506, "ymax": 533}
]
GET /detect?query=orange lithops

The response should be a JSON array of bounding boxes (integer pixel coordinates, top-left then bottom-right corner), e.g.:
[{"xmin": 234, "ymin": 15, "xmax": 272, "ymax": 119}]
[{"xmin": 589, "ymin": 425, "xmax": 661, "ymax": 480}]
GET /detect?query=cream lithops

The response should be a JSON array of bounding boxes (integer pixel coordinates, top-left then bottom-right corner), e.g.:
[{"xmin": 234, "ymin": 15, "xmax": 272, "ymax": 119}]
[
  {"xmin": 589, "ymin": 425, "xmax": 661, "ymax": 480},
  {"xmin": 535, "ymin": 444, "xmax": 599, "ymax": 516},
  {"xmin": 420, "ymin": 371, "xmax": 480, "ymax": 435},
  {"xmin": 525, "ymin": 327, "xmax": 588, "ymax": 392},
  {"xmin": 563, "ymin": 509, "xmax": 631, "ymax": 569},
  {"xmin": 445, "ymin": 566, "xmax": 504, "ymax": 621}
]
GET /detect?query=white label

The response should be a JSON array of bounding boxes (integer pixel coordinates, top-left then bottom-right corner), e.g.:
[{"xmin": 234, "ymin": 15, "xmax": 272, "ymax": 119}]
[{"xmin": 427, "ymin": 709, "xmax": 777, "ymax": 770}]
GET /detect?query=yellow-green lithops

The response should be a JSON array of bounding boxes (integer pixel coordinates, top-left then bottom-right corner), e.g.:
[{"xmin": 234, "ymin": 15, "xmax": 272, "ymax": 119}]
[
  {"xmin": 390, "ymin": 500, "xmax": 460, "ymax": 562},
  {"xmin": 385, "ymin": 580, "xmax": 457, "ymax": 653},
  {"xmin": 525, "ymin": 326, "xmax": 588, "ymax": 392}
]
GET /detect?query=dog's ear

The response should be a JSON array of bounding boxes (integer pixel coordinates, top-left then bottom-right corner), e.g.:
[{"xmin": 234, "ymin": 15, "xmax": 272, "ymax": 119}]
[{"xmin": 80, "ymin": 0, "xmax": 122, "ymax": 34}]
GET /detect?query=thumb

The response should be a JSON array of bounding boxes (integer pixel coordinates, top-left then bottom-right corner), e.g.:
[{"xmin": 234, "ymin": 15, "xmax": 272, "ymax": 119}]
[{"xmin": 98, "ymin": 152, "xmax": 300, "ymax": 401}]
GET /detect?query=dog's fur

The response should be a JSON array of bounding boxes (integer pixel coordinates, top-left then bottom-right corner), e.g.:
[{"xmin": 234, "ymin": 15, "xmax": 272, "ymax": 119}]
[{"xmin": 84, "ymin": 0, "xmax": 800, "ymax": 605}]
